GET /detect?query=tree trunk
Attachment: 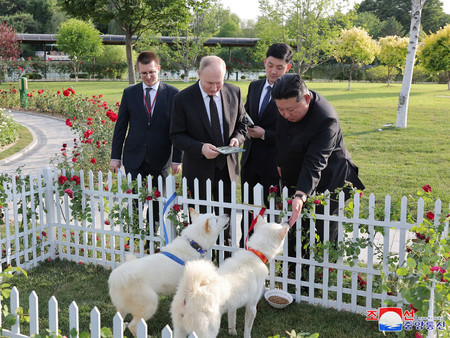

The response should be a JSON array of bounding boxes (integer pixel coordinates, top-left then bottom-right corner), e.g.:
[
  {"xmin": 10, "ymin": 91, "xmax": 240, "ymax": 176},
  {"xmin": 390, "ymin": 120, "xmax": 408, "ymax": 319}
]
[
  {"xmin": 125, "ymin": 31, "xmax": 136, "ymax": 86},
  {"xmin": 347, "ymin": 63, "xmax": 353, "ymax": 91},
  {"xmin": 396, "ymin": 0, "xmax": 426, "ymax": 128},
  {"xmin": 447, "ymin": 71, "xmax": 450, "ymax": 90}
]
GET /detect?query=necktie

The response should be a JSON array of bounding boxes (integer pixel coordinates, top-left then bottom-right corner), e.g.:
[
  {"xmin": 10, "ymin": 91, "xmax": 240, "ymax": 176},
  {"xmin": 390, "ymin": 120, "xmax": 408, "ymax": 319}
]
[
  {"xmin": 259, "ymin": 85, "xmax": 272, "ymax": 116},
  {"xmin": 209, "ymin": 95, "xmax": 226, "ymax": 169},
  {"xmin": 145, "ymin": 87, "xmax": 152, "ymax": 119}
]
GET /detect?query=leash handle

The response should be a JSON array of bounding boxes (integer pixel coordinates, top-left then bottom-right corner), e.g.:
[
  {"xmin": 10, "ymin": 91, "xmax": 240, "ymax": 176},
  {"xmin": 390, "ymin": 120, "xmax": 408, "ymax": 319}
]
[
  {"xmin": 244, "ymin": 207, "xmax": 266, "ymax": 250},
  {"xmin": 162, "ymin": 192, "xmax": 177, "ymax": 244}
]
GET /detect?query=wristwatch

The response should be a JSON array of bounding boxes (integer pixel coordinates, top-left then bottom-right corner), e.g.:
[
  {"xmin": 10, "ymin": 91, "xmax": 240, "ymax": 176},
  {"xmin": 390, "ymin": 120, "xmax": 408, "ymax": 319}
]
[{"xmin": 294, "ymin": 193, "xmax": 308, "ymax": 203}]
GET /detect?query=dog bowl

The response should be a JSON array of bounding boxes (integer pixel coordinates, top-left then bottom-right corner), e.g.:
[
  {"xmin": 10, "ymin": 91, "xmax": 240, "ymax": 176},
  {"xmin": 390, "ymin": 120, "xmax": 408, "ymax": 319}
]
[{"xmin": 264, "ymin": 289, "xmax": 293, "ymax": 309}]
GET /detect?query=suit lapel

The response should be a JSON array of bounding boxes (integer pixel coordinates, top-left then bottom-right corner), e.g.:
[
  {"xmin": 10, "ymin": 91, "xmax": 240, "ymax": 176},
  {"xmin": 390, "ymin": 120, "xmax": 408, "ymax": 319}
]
[
  {"xmin": 220, "ymin": 86, "xmax": 231, "ymax": 140},
  {"xmin": 136, "ymin": 82, "xmax": 148, "ymax": 121},
  {"xmin": 192, "ymin": 83, "xmax": 214, "ymax": 140},
  {"xmin": 252, "ymin": 80, "xmax": 264, "ymax": 122}
]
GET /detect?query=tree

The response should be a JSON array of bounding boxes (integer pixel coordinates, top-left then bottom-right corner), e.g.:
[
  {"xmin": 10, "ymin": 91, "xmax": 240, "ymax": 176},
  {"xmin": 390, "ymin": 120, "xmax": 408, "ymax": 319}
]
[
  {"xmin": 0, "ymin": 22, "xmax": 21, "ymax": 84},
  {"xmin": 418, "ymin": 24, "xmax": 450, "ymax": 89},
  {"xmin": 396, "ymin": 0, "xmax": 427, "ymax": 128},
  {"xmin": 378, "ymin": 17, "xmax": 406, "ymax": 37},
  {"xmin": 378, "ymin": 35, "xmax": 409, "ymax": 85},
  {"xmin": 333, "ymin": 27, "xmax": 378, "ymax": 90},
  {"xmin": 354, "ymin": 11, "xmax": 381, "ymax": 38},
  {"xmin": 256, "ymin": 0, "xmax": 354, "ymax": 75},
  {"xmin": 57, "ymin": 0, "xmax": 193, "ymax": 85},
  {"xmin": 56, "ymin": 18, "xmax": 104, "ymax": 81},
  {"xmin": 137, "ymin": 0, "xmax": 219, "ymax": 82}
]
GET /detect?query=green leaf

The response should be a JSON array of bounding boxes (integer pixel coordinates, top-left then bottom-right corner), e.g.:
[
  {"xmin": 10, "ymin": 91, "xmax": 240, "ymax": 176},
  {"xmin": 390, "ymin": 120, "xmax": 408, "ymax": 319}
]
[
  {"xmin": 396, "ymin": 267, "xmax": 409, "ymax": 276},
  {"xmin": 406, "ymin": 257, "xmax": 416, "ymax": 269}
]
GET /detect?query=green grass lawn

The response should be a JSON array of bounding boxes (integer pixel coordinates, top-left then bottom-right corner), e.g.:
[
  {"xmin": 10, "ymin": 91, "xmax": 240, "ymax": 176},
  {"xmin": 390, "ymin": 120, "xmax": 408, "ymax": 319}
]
[
  {"xmin": 2, "ymin": 79, "xmax": 449, "ymax": 204},
  {"xmin": 7, "ymin": 258, "xmax": 413, "ymax": 338}
]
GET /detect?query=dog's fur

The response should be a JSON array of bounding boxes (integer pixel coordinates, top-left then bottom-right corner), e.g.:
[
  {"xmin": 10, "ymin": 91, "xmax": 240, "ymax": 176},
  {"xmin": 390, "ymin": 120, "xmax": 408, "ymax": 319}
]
[
  {"xmin": 171, "ymin": 217, "xmax": 289, "ymax": 338},
  {"xmin": 108, "ymin": 208, "xmax": 229, "ymax": 336}
]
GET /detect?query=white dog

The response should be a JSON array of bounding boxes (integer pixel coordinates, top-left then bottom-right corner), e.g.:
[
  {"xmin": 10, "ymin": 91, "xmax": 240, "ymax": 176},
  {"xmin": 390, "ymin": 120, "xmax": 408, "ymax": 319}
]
[
  {"xmin": 108, "ymin": 208, "xmax": 229, "ymax": 336},
  {"xmin": 171, "ymin": 217, "xmax": 289, "ymax": 338}
]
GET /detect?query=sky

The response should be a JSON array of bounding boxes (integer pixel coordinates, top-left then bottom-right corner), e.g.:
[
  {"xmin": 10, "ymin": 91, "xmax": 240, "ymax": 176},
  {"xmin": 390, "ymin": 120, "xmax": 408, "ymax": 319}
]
[{"xmin": 220, "ymin": 0, "xmax": 450, "ymax": 22}]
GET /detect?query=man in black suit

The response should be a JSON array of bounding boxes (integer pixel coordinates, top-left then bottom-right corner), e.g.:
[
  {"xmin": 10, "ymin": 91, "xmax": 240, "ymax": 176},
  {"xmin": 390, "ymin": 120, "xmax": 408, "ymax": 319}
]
[
  {"xmin": 110, "ymin": 51, "xmax": 181, "ymax": 228},
  {"xmin": 272, "ymin": 74, "xmax": 364, "ymax": 253},
  {"xmin": 170, "ymin": 55, "xmax": 247, "ymax": 250},
  {"xmin": 240, "ymin": 43, "xmax": 293, "ymax": 247}
]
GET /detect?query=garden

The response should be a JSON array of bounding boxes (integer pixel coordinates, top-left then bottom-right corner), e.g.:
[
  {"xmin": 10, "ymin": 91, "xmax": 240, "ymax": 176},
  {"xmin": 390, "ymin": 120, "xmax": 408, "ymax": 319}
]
[{"xmin": 0, "ymin": 78, "xmax": 449, "ymax": 337}]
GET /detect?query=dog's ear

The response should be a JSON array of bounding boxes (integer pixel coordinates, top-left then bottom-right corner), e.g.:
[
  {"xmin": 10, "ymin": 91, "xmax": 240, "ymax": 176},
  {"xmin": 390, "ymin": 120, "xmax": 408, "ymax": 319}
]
[
  {"xmin": 204, "ymin": 219, "xmax": 211, "ymax": 233},
  {"xmin": 189, "ymin": 207, "xmax": 199, "ymax": 222},
  {"xmin": 255, "ymin": 215, "xmax": 266, "ymax": 229},
  {"xmin": 277, "ymin": 226, "xmax": 289, "ymax": 241}
]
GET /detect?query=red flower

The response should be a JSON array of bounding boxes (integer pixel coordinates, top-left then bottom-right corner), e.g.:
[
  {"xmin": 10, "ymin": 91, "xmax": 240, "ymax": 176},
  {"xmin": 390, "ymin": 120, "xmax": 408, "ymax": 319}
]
[
  {"xmin": 421, "ymin": 184, "xmax": 432, "ymax": 193},
  {"xmin": 72, "ymin": 157, "xmax": 77, "ymax": 162},
  {"xmin": 58, "ymin": 175, "xmax": 68, "ymax": 185},
  {"xmin": 70, "ymin": 175, "xmax": 80, "ymax": 185},
  {"xmin": 126, "ymin": 189, "xmax": 132, "ymax": 194},
  {"xmin": 173, "ymin": 204, "xmax": 181, "ymax": 212},
  {"xmin": 154, "ymin": 190, "xmax": 161, "ymax": 198},
  {"xmin": 64, "ymin": 189, "xmax": 73, "ymax": 198},
  {"xmin": 287, "ymin": 199, "xmax": 292, "ymax": 205},
  {"xmin": 426, "ymin": 211, "xmax": 434, "ymax": 220},
  {"xmin": 63, "ymin": 89, "xmax": 70, "ymax": 97},
  {"xmin": 314, "ymin": 199, "xmax": 321, "ymax": 205},
  {"xmin": 105, "ymin": 220, "xmax": 110, "ymax": 225},
  {"xmin": 268, "ymin": 186, "xmax": 278, "ymax": 194},
  {"xmin": 65, "ymin": 119, "xmax": 73, "ymax": 127},
  {"xmin": 42, "ymin": 231, "xmax": 47, "ymax": 237},
  {"xmin": 90, "ymin": 158, "xmax": 96, "ymax": 164},
  {"xmin": 146, "ymin": 196, "xmax": 153, "ymax": 201}
]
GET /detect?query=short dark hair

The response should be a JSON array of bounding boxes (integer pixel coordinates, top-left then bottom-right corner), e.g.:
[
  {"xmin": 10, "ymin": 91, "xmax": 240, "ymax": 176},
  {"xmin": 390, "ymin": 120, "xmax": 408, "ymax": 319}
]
[
  {"xmin": 271, "ymin": 73, "xmax": 309, "ymax": 102},
  {"xmin": 137, "ymin": 51, "xmax": 159, "ymax": 66},
  {"xmin": 266, "ymin": 43, "xmax": 293, "ymax": 64}
]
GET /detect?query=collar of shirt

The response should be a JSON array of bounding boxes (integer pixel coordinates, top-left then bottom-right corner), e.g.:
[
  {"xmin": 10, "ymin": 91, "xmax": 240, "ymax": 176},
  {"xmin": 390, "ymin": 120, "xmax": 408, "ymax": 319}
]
[{"xmin": 143, "ymin": 81, "xmax": 160, "ymax": 92}]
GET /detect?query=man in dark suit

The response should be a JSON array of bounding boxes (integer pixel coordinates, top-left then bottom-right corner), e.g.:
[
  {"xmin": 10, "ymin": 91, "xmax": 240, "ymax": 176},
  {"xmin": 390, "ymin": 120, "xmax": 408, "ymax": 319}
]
[
  {"xmin": 272, "ymin": 74, "xmax": 364, "ymax": 254},
  {"xmin": 170, "ymin": 55, "xmax": 247, "ymax": 250},
  {"xmin": 110, "ymin": 51, "xmax": 181, "ymax": 228},
  {"xmin": 240, "ymin": 43, "xmax": 293, "ymax": 247}
]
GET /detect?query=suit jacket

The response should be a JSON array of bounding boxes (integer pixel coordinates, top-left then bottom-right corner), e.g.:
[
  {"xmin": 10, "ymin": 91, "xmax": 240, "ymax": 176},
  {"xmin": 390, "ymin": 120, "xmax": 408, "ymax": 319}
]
[
  {"xmin": 276, "ymin": 90, "xmax": 364, "ymax": 196},
  {"xmin": 170, "ymin": 81, "xmax": 247, "ymax": 185},
  {"xmin": 241, "ymin": 79, "xmax": 279, "ymax": 178},
  {"xmin": 111, "ymin": 81, "xmax": 181, "ymax": 174}
]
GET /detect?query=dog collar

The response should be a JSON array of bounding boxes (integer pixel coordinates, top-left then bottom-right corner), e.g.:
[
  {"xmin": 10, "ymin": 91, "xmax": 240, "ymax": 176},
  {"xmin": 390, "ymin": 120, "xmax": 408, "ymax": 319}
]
[
  {"xmin": 185, "ymin": 237, "xmax": 207, "ymax": 257},
  {"xmin": 247, "ymin": 247, "xmax": 268, "ymax": 264},
  {"xmin": 161, "ymin": 251, "xmax": 185, "ymax": 266}
]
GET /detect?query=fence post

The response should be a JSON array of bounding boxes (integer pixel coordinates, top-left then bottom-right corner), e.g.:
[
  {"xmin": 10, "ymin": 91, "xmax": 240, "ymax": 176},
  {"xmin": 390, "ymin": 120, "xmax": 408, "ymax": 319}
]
[
  {"xmin": 48, "ymin": 296, "xmax": 58, "ymax": 338},
  {"xmin": 113, "ymin": 313, "xmax": 124, "ymax": 338},
  {"xmin": 90, "ymin": 307, "xmax": 101, "ymax": 338},
  {"xmin": 43, "ymin": 166, "xmax": 57, "ymax": 259},
  {"xmin": 29, "ymin": 291, "xmax": 39, "ymax": 335},
  {"xmin": 69, "ymin": 301, "xmax": 79, "ymax": 338},
  {"xmin": 10, "ymin": 287, "xmax": 20, "ymax": 334},
  {"xmin": 136, "ymin": 319, "xmax": 147, "ymax": 338}
]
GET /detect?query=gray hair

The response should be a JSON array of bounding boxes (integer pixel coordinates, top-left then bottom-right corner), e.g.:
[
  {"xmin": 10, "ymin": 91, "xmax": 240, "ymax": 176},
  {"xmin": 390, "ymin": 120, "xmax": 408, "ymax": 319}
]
[{"xmin": 199, "ymin": 55, "xmax": 226, "ymax": 74}]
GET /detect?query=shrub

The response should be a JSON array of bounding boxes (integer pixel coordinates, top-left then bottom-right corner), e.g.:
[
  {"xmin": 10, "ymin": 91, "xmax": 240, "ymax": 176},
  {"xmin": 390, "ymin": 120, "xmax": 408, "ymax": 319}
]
[
  {"xmin": 0, "ymin": 108, "xmax": 19, "ymax": 147},
  {"xmin": 240, "ymin": 75, "xmax": 246, "ymax": 80},
  {"xmin": 365, "ymin": 65, "xmax": 390, "ymax": 83}
]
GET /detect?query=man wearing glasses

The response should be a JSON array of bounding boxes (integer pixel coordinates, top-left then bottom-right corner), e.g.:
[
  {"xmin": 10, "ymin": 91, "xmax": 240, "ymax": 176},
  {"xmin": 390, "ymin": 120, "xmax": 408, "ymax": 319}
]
[{"xmin": 110, "ymin": 51, "xmax": 182, "ymax": 228}]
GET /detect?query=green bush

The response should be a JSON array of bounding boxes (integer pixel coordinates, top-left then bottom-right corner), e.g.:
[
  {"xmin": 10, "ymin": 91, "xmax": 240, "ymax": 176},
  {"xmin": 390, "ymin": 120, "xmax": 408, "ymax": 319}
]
[
  {"xmin": 365, "ymin": 65, "xmax": 390, "ymax": 83},
  {"xmin": 0, "ymin": 108, "xmax": 20, "ymax": 147},
  {"xmin": 25, "ymin": 73, "xmax": 43, "ymax": 80}
]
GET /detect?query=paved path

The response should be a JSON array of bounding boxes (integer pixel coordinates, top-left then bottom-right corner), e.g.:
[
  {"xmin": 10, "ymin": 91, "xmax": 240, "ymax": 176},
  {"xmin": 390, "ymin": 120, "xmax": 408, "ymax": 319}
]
[{"xmin": 0, "ymin": 111, "xmax": 76, "ymax": 176}]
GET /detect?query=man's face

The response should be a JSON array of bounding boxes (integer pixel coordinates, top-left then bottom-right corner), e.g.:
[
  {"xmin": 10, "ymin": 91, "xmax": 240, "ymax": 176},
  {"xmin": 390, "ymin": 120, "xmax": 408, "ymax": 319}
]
[
  {"xmin": 198, "ymin": 64, "xmax": 224, "ymax": 96},
  {"xmin": 264, "ymin": 56, "xmax": 292, "ymax": 85},
  {"xmin": 275, "ymin": 95, "xmax": 310, "ymax": 123},
  {"xmin": 137, "ymin": 60, "xmax": 161, "ymax": 87}
]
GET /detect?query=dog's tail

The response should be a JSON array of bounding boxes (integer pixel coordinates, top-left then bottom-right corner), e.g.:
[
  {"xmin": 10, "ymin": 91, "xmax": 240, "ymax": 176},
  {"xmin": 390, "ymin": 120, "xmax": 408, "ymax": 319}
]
[{"xmin": 171, "ymin": 260, "xmax": 222, "ymax": 336}]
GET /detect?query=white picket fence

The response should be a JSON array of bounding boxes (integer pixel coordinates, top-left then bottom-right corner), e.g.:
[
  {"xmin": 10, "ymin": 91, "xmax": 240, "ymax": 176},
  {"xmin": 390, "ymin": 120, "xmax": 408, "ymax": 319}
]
[{"xmin": 0, "ymin": 166, "xmax": 448, "ymax": 337}]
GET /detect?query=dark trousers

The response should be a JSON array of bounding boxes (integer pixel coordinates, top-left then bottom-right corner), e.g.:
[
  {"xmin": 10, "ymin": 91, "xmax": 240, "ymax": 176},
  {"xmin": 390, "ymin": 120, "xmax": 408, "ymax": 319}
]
[
  {"xmin": 126, "ymin": 160, "xmax": 169, "ymax": 234},
  {"xmin": 187, "ymin": 166, "xmax": 233, "ymax": 257},
  {"xmin": 240, "ymin": 161, "xmax": 280, "ymax": 247}
]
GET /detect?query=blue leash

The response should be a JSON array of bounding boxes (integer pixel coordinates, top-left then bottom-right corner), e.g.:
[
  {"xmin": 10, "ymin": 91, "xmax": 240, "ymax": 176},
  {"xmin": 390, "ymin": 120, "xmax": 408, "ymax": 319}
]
[
  {"xmin": 161, "ymin": 191, "xmax": 177, "ymax": 245},
  {"xmin": 161, "ymin": 251, "xmax": 185, "ymax": 266}
]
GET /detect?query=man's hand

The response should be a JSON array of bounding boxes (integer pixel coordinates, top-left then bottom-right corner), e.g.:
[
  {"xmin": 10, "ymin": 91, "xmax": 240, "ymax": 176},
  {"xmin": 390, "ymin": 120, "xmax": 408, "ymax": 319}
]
[
  {"xmin": 288, "ymin": 197, "xmax": 304, "ymax": 227},
  {"xmin": 202, "ymin": 143, "xmax": 219, "ymax": 159},
  {"xmin": 228, "ymin": 138, "xmax": 239, "ymax": 147},
  {"xmin": 171, "ymin": 163, "xmax": 181, "ymax": 175},
  {"xmin": 247, "ymin": 126, "xmax": 265, "ymax": 139},
  {"xmin": 110, "ymin": 159, "xmax": 121, "ymax": 173}
]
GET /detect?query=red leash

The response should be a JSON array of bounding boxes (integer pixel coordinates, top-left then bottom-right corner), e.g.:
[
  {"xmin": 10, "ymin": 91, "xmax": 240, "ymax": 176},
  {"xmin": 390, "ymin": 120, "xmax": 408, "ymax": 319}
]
[{"xmin": 244, "ymin": 207, "xmax": 266, "ymax": 250}]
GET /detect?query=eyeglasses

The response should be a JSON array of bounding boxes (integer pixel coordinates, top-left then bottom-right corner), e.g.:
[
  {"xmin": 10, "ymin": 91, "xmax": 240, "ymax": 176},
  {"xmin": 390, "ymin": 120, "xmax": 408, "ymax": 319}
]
[{"xmin": 139, "ymin": 71, "xmax": 158, "ymax": 77}]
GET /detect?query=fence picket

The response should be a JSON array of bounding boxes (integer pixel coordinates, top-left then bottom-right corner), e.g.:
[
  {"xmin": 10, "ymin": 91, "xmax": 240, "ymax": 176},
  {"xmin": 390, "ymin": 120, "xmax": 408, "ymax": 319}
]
[
  {"xmin": 113, "ymin": 313, "xmax": 124, "ymax": 338},
  {"xmin": 48, "ymin": 296, "xmax": 58, "ymax": 338},
  {"xmin": 136, "ymin": 319, "xmax": 147, "ymax": 338},
  {"xmin": 10, "ymin": 287, "xmax": 20, "ymax": 334},
  {"xmin": 90, "ymin": 307, "xmax": 101, "ymax": 338},
  {"xmin": 29, "ymin": 291, "xmax": 39, "ymax": 335},
  {"xmin": 69, "ymin": 301, "xmax": 79, "ymax": 338}
]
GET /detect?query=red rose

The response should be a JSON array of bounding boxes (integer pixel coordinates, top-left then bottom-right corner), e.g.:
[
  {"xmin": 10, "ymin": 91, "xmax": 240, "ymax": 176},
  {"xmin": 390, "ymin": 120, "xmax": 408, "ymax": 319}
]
[
  {"xmin": 64, "ymin": 189, "xmax": 73, "ymax": 198},
  {"xmin": 426, "ymin": 211, "xmax": 434, "ymax": 220},
  {"xmin": 422, "ymin": 184, "xmax": 432, "ymax": 193},
  {"xmin": 314, "ymin": 199, "xmax": 321, "ymax": 205},
  {"xmin": 173, "ymin": 204, "xmax": 181, "ymax": 212},
  {"xmin": 58, "ymin": 175, "xmax": 68, "ymax": 185},
  {"xmin": 90, "ymin": 158, "xmax": 96, "ymax": 164},
  {"xmin": 154, "ymin": 190, "xmax": 161, "ymax": 198},
  {"xmin": 72, "ymin": 157, "xmax": 77, "ymax": 162},
  {"xmin": 126, "ymin": 189, "xmax": 132, "ymax": 194},
  {"xmin": 63, "ymin": 89, "xmax": 70, "ymax": 96},
  {"xmin": 146, "ymin": 196, "xmax": 153, "ymax": 201},
  {"xmin": 70, "ymin": 175, "xmax": 80, "ymax": 185},
  {"xmin": 65, "ymin": 119, "xmax": 73, "ymax": 127}
]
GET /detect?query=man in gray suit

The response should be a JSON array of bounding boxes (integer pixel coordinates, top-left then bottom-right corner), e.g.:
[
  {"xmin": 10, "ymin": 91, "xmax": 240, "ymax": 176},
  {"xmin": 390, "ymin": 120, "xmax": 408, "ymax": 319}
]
[{"xmin": 170, "ymin": 56, "xmax": 247, "ymax": 250}]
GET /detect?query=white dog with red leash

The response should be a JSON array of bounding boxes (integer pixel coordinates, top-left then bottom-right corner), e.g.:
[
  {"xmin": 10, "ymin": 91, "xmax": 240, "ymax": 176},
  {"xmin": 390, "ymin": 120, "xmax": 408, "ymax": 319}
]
[
  {"xmin": 171, "ymin": 217, "xmax": 289, "ymax": 338},
  {"xmin": 108, "ymin": 208, "xmax": 229, "ymax": 336}
]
